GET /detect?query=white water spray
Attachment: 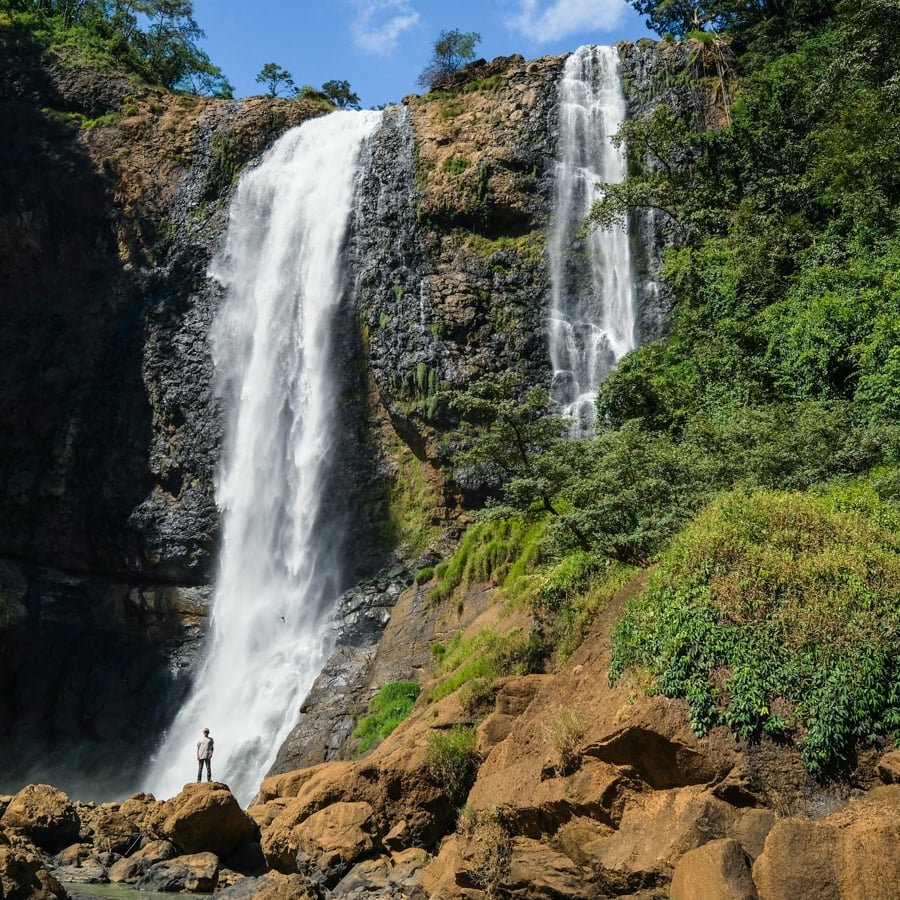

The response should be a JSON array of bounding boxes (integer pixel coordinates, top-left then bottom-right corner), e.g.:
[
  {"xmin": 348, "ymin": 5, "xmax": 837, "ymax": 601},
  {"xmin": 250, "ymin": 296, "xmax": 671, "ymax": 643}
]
[
  {"xmin": 146, "ymin": 110, "xmax": 381, "ymax": 804},
  {"xmin": 548, "ymin": 46, "xmax": 636, "ymax": 435}
]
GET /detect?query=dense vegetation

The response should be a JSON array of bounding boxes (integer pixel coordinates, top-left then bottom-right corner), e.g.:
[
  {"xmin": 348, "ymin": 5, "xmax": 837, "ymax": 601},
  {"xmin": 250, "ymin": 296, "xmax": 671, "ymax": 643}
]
[
  {"xmin": 440, "ymin": 0, "xmax": 899, "ymax": 775},
  {"xmin": 0, "ymin": 0, "xmax": 233, "ymax": 95}
]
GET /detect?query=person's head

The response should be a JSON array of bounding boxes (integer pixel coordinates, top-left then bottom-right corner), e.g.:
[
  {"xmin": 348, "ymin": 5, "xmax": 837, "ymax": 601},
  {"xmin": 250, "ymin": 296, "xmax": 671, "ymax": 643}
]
[{"xmin": 203, "ymin": 728, "xmax": 209, "ymax": 736}]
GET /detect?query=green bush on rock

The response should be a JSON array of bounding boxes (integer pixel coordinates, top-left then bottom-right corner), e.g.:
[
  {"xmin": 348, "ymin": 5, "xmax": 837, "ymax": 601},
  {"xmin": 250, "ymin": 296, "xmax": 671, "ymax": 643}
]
[
  {"xmin": 611, "ymin": 489, "xmax": 900, "ymax": 774},
  {"xmin": 350, "ymin": 681, "xmax": 421, "ymax": 755}
]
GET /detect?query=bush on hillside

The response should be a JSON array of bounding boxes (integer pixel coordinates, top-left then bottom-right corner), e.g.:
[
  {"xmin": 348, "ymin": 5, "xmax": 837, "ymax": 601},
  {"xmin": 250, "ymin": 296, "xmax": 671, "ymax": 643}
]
[{"xmin": 611, "ymin": 488, "xmax": 900, "ymax": 774}]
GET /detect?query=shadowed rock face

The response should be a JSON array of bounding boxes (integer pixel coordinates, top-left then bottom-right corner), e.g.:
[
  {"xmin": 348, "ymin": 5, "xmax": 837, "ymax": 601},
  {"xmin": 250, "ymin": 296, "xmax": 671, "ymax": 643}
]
[{"xmin": 0, "ymin": 25, "xmax": 324, "ymax": 794}]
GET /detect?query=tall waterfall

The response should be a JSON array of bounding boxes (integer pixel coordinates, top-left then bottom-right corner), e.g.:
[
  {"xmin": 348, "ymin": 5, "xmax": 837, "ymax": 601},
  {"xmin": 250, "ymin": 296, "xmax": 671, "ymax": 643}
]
[
  {"xmin": 146, "ymin": 110, "xmax": 381, "ymax": 805},
  {"xmin": 548, "ymin": 45, "xmax": 636, "ymax": 435}
]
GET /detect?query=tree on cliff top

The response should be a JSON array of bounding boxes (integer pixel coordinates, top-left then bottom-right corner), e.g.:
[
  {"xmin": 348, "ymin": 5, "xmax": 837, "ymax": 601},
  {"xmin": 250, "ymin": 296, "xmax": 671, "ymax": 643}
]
[
  {"xmin": 255, "ymin": 62, "xmax": 296, "ymax": 97},
  {"xmin": 417, "ymin": 28, "xmax": 481, "ymax": 90}
]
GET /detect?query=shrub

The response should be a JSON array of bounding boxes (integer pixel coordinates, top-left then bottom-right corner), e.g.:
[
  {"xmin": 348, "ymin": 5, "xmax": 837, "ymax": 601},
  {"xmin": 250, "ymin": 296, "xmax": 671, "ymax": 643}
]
[
  {"xmin": 350, "ymin": 681, "xmax": 421, "ymax": 755},
  {"xmin": 611, "ymin": 489, "xmax": 900, "ymax": 774},
  {"xmin": 415, "ymin": 566, "xmax": 435, "ymax": 585},
  {"xmin": 543, "ymin": 707, "xmax": 586, "ymax": 776},
  {"xmin": 425, "ymin": 726, "xmax": 481, "ymax": 806}
]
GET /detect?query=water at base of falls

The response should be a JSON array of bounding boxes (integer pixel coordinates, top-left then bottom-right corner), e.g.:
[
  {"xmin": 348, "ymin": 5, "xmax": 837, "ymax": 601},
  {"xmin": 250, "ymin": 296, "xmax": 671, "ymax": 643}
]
[
  {"xmin": 548, "ymin": 45, "xmax": 636, "ymax": 436},
  {"xmin": 145, "ymin": 110, "xmax": 381, "ymax": 806}
]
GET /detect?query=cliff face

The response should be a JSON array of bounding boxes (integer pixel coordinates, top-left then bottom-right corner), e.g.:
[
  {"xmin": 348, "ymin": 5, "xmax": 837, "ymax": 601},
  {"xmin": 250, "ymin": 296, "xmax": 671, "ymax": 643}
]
[
  {"xmin": 0, "ymin": 28, "xmax": 326, "ymax": 792},
  {"xmin": 0, "ymin": 39, "xmax": 669, "ymax": 795}
]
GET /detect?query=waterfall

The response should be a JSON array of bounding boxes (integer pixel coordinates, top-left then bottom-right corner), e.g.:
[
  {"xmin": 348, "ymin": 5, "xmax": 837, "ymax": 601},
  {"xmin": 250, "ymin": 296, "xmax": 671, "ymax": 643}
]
[
  {"xmin": 146, "ymin": 110, "xmax": 381, "ymax": 805},
  {"xmin": 548, "ymin": 45, "xmax": 636, "ymax": 435}
]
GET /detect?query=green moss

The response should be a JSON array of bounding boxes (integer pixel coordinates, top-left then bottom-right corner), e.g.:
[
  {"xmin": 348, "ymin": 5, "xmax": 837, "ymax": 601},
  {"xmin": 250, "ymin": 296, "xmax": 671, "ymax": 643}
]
[
  {"xmin": 611, "ymin": 489, "xmax": 900, "ymax": 774},
  {"xmin": 442, "ymin": 155, "xmax": 471, "ymax": 175},
  {"xmin": 464, "ymin": 230, "xmax": 544, "ymax": 262},
  {"xmin": 378, "ymin": 311, "xmax": 390, "ymax": 329},
  {"xmin": 350, "ymin": 681, "xmax": 421, "ymax": 755},
  {"xmin": 428, "ymin": 517, "xmax": 546, "ymax": 605}
]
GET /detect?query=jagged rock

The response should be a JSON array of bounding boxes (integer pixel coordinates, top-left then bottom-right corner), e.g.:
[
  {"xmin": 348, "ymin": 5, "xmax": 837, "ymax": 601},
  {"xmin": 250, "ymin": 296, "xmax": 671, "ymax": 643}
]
[
  {"xmin": 82, "ymin": 804, "xmax": 140, "ymax": 854},
  {"xmin": 136, "ymin": 850, "xmax": 219, "ymax": 892},
  {"xmin": 876, "ymin": 749, "xmax": 900, "ymax": 784},
  {"xmin": 52, "ymin": 843, "xmax": 93, "ymax": 867},
  {"xmin": 0, "ymin": 835, "xmax": 67, "ymax": 900},
  {"xmin": 215, "ymin": 870, "xmax": 319, "ymax": 899},
  {"xmin": 752, "ymin": 785, "xmax": 900, "ymax": 900},
  {"xmin": 107, "ymin": 839, "xmax": 176, "ymax": 883},
  {"xmin": 145, "ymin": 783, "xmax": 257, "ymax": 857},
  {"xmin": 0, "ymin": 785, "xmax": 80, "ymax": 852},
  {"xmin": 670, "ymin": 838, "xmax": 758, "ymax": 900},
  {"xmin": 291, "ymin": 801, "xmax": 376, "ymax": 886},
  {"xmin": 51, "ymin": 856, "xmax": 108, "ymax": 884},
  {"xmin": 267, "ymin": 568, "xmax": 412, "ymax": 776},
  {"xmin": 477, "ymin": 675, "xmax": 553, "ymax": 751}
]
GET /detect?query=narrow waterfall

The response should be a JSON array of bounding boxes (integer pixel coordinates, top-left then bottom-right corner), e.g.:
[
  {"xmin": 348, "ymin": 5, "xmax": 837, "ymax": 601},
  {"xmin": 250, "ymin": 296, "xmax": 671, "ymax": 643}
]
[
  {"xmin": 146, "ymin": 110, "xmax": 381, "ymax": 805},
  {"xmin": 548, "ymin": 45, "xmax": 636, "ymax": 435}
]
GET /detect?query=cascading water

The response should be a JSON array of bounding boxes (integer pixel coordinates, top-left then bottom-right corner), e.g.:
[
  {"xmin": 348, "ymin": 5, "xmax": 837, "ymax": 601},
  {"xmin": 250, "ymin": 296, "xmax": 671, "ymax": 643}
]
[
  {"xmin": 146, "ymin": 110, "xmax": 381, "ymax": 805},
  {"xmin": 548, "ymin": 45, "xmax": 636, "ymax": 435}
]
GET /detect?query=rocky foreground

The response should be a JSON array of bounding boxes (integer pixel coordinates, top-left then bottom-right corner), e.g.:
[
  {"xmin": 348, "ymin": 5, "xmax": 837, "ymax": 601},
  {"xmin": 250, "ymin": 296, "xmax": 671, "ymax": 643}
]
[{"xmin": 3, "ymin": 581, "xmax": 900, "ymax": 900}]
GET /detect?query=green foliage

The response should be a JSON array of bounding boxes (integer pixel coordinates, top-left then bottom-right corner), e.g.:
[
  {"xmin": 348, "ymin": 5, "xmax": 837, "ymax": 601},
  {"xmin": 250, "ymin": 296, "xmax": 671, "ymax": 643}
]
[
  {"xmin": 350, "ymin": 681, "xmax": 420, "ymax": 755},
  {"xmin": 414, "ymin": 566, "xmax": 434, "ymax": 585},
  {"xmin": 321, "ymin": 79, "xmax": 360, "ymax": 110},
  {"xmin": 425, "ymin": 726, "xmax": 481, "ymax": 806},
  {"xmin": 442, "ymin": 155, "xmax": 471, "ymax": 175},
  {"xmin": 4, "ymin": 0, "xmax": 232, "ymax": 95},
  {"xmin": 255, "ymin": 61, "xmax": 295, "ymax": 98},
  {"xmin": 427, "ymin": 516, "xmax": 546, "ymax": 605},
  {"xmin": 611, "ymin": 490, "xmax": 900, "ymax": 773},
  {"xmin": 418, "ymin": 28, "xmax": 481, "ymax": 91},
  {"xmin": 427, "ymin": 627, "xmax": 535, "ymax": 704}
]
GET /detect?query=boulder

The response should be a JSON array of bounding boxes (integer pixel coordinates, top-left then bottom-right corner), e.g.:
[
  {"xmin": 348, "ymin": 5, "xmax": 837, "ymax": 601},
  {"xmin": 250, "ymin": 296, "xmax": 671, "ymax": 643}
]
[
  {"xmin": 85, "ymin": 806, "xmax": 140, "ymax": 854},
  {"xmin": 291, "ymin": 801, "xmax": 375, "ymax": 886},
  {"xmin": 752, "ymin": 785, "xmax": 900, "ymax": 899},
  {"xmin": 0, "ymin": 839, "xmax": 67, "ymax": 899},
  {"xmin": 0, "ymin": 785, "xmax": 80, "ymax": 852},
  {"xmin": 51, "ymin": 856, "xmax": 108, "ymax": 884},
  {"xmin": 876, "ymin": 750, "xmax": 900, "ymax": 784},
  {"xmin": 136, "ymin": 850, "xmax": 219, "ymax": 892},
  {"xmin": 215, "ymin": 870, "xmax": 319, "ymax": 899},
  {"xmin": 145, "ymin": 782, "xmax": 257, "ymax": 856},
  {"xmin": 107, "ymin": 839, "xmax": 177, "ymax": 884},
  {"xmin": 670, "ymin": 839, "xmax": 757, "ymax": 900}
]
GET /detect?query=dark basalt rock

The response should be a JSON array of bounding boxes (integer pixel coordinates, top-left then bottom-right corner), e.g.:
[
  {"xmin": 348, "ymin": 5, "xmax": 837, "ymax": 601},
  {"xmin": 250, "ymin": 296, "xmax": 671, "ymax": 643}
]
[{"xmin": 266, "ymin": 565, "xmax": 414, "ymax": 777}]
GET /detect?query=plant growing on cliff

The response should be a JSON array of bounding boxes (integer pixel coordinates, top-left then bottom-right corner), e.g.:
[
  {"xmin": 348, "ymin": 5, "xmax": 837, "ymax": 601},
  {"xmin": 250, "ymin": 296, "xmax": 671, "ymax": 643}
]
[
  {"xmin": 321, "ymin": 79, "xmax": 361, "ymax": 109},
  {"xmin": 350, "ymin": 681, "xmax": 421, "ymax": 755},
  {"xmin": 611, "ymin": 488, "xmax": 900, "ymax": 774},
  {"xmin": 417, "ymin": 28, "xmax": 481, "ymax": 90},
  {"xmin": 425, "ymin": 726, "xmax": 481, "ymax": 807},
  {"xmin": 255, "ymin": 62, "xmax": 296, "ymax": 97}
]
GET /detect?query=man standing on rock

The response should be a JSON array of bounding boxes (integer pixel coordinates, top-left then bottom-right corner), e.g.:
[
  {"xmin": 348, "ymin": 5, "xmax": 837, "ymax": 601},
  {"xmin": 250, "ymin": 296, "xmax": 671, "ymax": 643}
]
[{"xmin": 196, "ymin": 728, "xmax": 214, "ymax": 783}]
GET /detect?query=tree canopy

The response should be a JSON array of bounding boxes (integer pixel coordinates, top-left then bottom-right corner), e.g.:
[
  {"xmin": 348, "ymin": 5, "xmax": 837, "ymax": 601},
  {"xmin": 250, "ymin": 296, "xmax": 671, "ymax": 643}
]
[
  {"xmin": 2, "ymin": 0, "xmax": 233, "ymax": 96},
  {"xmin": 417, "ymin": 28, "xmax": 481, "ymax": 90},
  {"xmin": 255, "ymin": 62, "xmax": 295, "ymax": 98}
]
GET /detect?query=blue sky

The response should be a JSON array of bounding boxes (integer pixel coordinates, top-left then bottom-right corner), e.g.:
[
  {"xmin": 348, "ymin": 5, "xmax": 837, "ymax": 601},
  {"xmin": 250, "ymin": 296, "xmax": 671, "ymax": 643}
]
[{"xmin": 191, "ymin": 0, "xmax": 654, "ymax": 107}]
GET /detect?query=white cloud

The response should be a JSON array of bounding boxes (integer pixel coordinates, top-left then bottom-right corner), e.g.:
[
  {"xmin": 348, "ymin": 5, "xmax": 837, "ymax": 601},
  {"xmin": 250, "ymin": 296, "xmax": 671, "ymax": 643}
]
[
  {"xmin": 506, "ymin": 0, "xmax": 627, "ymax": 43},
  {"xmin": 351, "ymin": 0, "xmax": 422, "ymax": 56}
]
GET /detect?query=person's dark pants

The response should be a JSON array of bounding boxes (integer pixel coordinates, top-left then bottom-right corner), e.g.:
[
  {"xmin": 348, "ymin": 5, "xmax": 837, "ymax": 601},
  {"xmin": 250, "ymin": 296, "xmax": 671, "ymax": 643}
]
[{"xmin": 197, "ymin": 758, "xmax": 212, "ymax": 782}]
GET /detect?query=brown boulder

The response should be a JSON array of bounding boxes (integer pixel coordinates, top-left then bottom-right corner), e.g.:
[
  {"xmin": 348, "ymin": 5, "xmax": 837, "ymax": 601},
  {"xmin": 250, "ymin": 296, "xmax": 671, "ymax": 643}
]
[
  {"xmin": 752, "ymin": 785, "xmax": 900, "ymax": 899},
  {"xmin": 291, "ymin": 801, "xmax": 375, "ymax": 885},
  {"xmin": 216, "ymin": 870, "xmax": 319, "ymax": 899},
  {"xmin": 136, "ymin": 850, "xmax": 219, "ymax": 892},
  {"xmin": 670, "ymin": 838, "xmax": 758, "ymax": 900},
  {"xmin": 876, "ymin": 750, "xmax": 900, "ymax": 784},
  {"xmin": 145, "ymin": 782, "xmax": 257, "ymax": 857},
  {"xmin": 85, "ymin": 806, "xmax": 140, "ymax": 854},
  {"xmin": 0, "ymin": 785, "xmax": 80, "ymax": 851},
  {"xmin": 107, "ymin": 839, "xmax": 177, "ymax": 884},
  {"xmin": 0, "ymin": 839, "xmax": 66, "ymax": 899}
]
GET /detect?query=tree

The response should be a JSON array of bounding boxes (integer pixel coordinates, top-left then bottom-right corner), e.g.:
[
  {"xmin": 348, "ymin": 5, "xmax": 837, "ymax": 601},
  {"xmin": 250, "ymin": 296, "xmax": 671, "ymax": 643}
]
[
  {"xmin": 417, "ymin": 28, "xmax": 481, "ymax": 90},
  {"xmin": 255, "ymin": 62, "xmax": 296, "ymax": 98},
  {"xmin": 320, "ymin": 79, "xmax": 360, "ymax": 109}
]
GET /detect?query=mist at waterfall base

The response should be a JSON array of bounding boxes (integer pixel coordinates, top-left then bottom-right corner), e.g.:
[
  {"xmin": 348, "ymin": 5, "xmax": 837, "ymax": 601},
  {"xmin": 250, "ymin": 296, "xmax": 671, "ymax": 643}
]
[
  {"xmin": 145, "ymin": 110, "xmax": 381, "ymax": 806},
  {"xmin": 548, "ymin": 46, "xmax": 637, "ymax": 436}
]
